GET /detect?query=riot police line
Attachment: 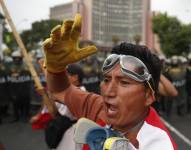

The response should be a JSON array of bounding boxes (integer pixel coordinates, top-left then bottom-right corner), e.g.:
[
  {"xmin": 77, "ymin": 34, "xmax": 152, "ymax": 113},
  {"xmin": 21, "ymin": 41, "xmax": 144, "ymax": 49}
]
[
  {"xmin": 158, "ymin": 55, "xmax": 191, "ymax": 116},
  {"xmin": 0, "ymin": 50, "xmax": 46, "ymax": 123}
]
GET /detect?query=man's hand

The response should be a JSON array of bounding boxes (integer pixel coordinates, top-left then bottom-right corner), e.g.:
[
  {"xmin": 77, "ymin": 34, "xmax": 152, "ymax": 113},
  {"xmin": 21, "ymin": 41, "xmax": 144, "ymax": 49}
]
[{"xmin": 43, "ymin": 14, "xmax": 97, "ymax": 73}]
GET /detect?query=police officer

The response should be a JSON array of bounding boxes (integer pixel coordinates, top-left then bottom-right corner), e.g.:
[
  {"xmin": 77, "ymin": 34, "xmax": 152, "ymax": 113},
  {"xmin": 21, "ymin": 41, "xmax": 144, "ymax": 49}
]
[
  {"xmin": 30, "ymin": 49, "xmax": 46, "ymax": 108},
  {"xmin": 81, "ymin": 56, "xmax": 101, "ymax": 94},
  {"xmin": 7, "ymin": 50, "xmax": 32, "ymax": 122},
  {"xmin": 186, "ymin": 54, "xmax": 191, "ymax": 113},
  {"xmin": 0, "ymin": 58, "xmax": 9, "ymax": 124},
  {"xmin": 167, "ymin": 56, "xmax": 187, "ymax": 116}
]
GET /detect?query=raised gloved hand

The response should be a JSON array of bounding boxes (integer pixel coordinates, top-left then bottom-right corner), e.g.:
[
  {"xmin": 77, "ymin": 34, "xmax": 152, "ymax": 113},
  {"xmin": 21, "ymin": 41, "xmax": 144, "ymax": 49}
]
[{"xmin": 43, "ymin": 14, "xmax": 97, "ymax": 73}]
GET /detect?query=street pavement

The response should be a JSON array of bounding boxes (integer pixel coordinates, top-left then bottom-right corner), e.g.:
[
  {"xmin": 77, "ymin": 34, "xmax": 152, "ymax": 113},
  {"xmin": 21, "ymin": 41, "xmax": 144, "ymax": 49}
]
[
  {"xmin": 0, "ymin": 121, "xmax": 47, "ymax": 150},
  {"xmin": 162, "ymin": 112, "xmax": 191, "ymax": 150},
  {"xmin": 0, "ymin": 110, "xmax": 191, "ymax": 150}
]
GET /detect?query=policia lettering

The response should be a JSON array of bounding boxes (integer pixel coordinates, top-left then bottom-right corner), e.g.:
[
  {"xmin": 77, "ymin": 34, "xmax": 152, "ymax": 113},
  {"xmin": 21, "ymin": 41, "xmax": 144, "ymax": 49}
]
[{"xmin": 7, "ymin": 75, "xmax": 31, "ymax": 83}]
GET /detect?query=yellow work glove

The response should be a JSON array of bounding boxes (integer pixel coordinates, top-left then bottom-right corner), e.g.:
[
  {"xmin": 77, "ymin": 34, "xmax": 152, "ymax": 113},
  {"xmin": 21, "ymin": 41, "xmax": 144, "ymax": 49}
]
[{"xmin": 43, "ymin": 14, "xmax": 97, "ymax": 73}]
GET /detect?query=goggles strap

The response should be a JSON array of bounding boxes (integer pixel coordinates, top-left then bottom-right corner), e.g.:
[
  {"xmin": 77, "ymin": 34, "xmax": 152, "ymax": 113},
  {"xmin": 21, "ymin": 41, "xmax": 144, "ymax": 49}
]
[{"xmin": 146, "ymin": 81, "xmax": 155, "ymax": 94}]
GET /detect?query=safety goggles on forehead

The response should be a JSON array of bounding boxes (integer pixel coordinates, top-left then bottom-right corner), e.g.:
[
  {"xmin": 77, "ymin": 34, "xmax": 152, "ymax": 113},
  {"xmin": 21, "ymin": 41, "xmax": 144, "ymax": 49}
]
[
  {"xmin": 102, "ymin": 54, "xmax": 154, "ymax": 93},
  {"xmin": 102, "ymin": 54, "xmax": 152, "ymax": 82}
]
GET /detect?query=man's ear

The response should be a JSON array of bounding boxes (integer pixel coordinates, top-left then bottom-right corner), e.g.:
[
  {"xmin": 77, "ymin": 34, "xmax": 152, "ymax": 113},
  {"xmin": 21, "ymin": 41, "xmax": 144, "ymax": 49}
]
[{"xmin": 145, "ymin": 88, "xmax": 155, "ymax": 106}]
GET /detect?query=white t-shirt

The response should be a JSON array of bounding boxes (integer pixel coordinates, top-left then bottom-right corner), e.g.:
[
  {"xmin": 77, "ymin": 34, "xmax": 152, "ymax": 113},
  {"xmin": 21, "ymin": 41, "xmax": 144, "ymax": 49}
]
[{"xmin": 54, "ymin": 86, "xmax": 86, "ymax": 150}]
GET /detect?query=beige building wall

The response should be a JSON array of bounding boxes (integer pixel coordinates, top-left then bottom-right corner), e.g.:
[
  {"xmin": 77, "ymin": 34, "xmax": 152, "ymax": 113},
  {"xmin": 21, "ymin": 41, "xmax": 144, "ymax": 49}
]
[
  {"xmin": 50, "ymin": 2, "xmax": 74, "ymax": 20},
  {"xmin": 78, "ymin": 0, "xmax": 93, "ymax": 40},
  {"xmin": 49, "ymin": 0, "xmax": 151, "ymax": 46},
  {"xmin": 142, "ymin": 0, "xmax": 150, "ymax": 45},
  {"xmin": 146, "ymin": 11, "xmax": 162, "ymax": 53},
  {"xmin": 49, "ymin": 0, "xmax": 90, "ymax": 40}
]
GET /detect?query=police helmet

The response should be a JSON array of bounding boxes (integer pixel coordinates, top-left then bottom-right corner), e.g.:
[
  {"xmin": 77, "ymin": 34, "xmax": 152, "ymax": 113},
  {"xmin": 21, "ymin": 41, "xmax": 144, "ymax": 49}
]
[
  {"xmin": 36, "ymin": 49, "xmax": 44, "ymax": 59},
  {"xmin": 171, "ymin": 55, "xmax": 179, "ymax": 65},
  {"xmin": 188, "ymin": 53, "xmax": 191, "ymax": 60},
  {"xmin": 165, "ymin": 58, "xmax": 171, "ymax": 65},
  {"xmin": 11, "ymin": 50, "xmax": 22, "ymax": 58},
  {"xmin": 178, "ymin": 56, "xmax": 187, "ymax": 64}
]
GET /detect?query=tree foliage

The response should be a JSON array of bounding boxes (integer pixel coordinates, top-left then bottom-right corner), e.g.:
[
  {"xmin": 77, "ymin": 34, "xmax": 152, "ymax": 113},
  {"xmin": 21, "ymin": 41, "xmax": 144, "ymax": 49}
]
[
  {"xmin": 152, "ymin": 13, "xmax": 191, "ymax": 56},
  {"xmin": 3, "ymin": 19, "xmax": 62, "ymax": 52},
  {"xmin": 21, "ymin": 19, "xmax": 62, "ymax": 50},
  {"xmin": 3, "ymin": 26, "xmax": 18, "ymax": 52}
]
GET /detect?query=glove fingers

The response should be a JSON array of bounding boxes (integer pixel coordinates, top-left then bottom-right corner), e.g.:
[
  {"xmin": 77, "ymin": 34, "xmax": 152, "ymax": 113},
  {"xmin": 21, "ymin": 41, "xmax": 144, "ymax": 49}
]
[
  {"xmin": 76, "ymin": 46, "xmax": 97, "ymax": 60},
  {"xmin": 43, "ymin": 38, "xmax": 53, "ymax": 50},
  {"xmin": 61, "ymin": 20, "xmax": 74, "ymax": 40},
  {"xmin": 50, "ymin": 25, "xmax": 61, "ymax": 43},
  {"xmin": 71, "ymin": 14, "xmax": 81, "ymax": 41}
]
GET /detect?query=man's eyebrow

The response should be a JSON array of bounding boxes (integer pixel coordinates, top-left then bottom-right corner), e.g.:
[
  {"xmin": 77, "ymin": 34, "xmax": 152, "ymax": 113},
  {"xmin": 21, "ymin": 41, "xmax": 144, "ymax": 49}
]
[
  {"xmin": 103, "ymin": 74, "xmax": 111, "ymax": 78},
  {"xmin": 103, "ymin": 73, "xmax": 137, "ymax": 82},
  {"xmin": 116, "ymin": 75, "xmax": 131, "ymax": 80},
  {"xmin": 104, "ymin": 74, "xmax": 129, "ymax": 81},
  {"xmin": 116, "ymin": 75, "xmax": 139, "ymax": 83}
]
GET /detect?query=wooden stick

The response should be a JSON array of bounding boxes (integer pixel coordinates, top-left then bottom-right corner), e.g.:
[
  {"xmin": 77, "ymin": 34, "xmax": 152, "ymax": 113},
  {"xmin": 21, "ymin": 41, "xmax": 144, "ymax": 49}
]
[{"xmin": 0, "ymin": 0, "xmax": 57, "ymax": 115}]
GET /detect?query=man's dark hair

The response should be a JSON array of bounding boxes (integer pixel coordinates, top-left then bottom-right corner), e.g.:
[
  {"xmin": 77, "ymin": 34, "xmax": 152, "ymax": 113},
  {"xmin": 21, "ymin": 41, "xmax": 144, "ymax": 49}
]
[
  {"xmin": 111, "ymin": 42, "xmax": 162, "ymax": 93},
  {"xmin": 67, "ymin": 63, "xmax": 84, "ymax": 84}
]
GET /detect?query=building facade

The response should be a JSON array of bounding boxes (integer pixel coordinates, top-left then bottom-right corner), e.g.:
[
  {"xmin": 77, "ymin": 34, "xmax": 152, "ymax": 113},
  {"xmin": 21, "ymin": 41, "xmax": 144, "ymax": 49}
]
[
  {"xmin": 50, "ymin": 0, "xmax": 151, "ymax": 46},
  {"xmin": 50, "ymin": 2, "xmax": 77, "ymax": 21}
]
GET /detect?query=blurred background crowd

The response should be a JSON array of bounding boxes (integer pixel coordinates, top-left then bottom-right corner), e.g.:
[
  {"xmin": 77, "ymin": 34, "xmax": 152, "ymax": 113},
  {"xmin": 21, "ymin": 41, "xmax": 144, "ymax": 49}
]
[
  {"xmin": 0, "ymin": 0, "xmax": 191, "ymax": 149},
  {"xmin": 0, "ymin": 46, "xmax": 191, "ymax": 124}
]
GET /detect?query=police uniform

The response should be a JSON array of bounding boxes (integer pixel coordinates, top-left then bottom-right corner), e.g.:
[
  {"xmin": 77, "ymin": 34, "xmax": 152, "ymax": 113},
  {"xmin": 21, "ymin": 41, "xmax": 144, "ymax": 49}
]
[
  {"xmin": 167, "ymin": 66, "xmax": 187, "ymax": 116},
  {"xmin": 0, "ymin": 61, "xmax": 10, "ymax": 123},
  {"xmin": 7, "ymin": 53, "xmax": 32, "ymax": 121},
  {"xmin": 186, "ymin": 64, "xmax": 191, "ymax": 112},
  {"xmin": 81, "ymin": 63, "xmax": 101, "ymax": 94},
  {"xmin": 30, "ymin": 57, "xmax": 46, "ymax": 107}
]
